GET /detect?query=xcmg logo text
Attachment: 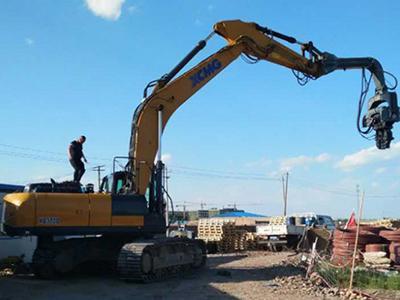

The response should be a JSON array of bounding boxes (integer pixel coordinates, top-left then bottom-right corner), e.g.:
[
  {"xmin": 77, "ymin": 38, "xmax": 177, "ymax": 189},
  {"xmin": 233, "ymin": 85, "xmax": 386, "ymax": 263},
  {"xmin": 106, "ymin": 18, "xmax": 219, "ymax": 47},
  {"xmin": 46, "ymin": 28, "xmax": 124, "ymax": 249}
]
[{"xmin": 190, "ymin": 59, "xmax": 222, "ymax": 88}]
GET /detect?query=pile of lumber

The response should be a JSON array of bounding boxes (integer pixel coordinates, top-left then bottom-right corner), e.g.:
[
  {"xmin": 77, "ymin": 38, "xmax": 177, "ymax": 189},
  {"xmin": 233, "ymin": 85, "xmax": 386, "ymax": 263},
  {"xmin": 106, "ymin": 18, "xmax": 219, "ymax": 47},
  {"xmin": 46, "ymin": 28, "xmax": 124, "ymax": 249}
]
[
  {"xmin": 197, "ymin": 219, "xmax": 235, "ymax": 242},
  {"xmin": 362, "ymin": 219, "xmax": 400, "ymax": 228},
  {"xmin": 265, "ymin": 216, "xmax": 286, "ymax": 225},
  {"xmin": 197, "ymin": 218, "xmax": 258, "ymax": 252}
]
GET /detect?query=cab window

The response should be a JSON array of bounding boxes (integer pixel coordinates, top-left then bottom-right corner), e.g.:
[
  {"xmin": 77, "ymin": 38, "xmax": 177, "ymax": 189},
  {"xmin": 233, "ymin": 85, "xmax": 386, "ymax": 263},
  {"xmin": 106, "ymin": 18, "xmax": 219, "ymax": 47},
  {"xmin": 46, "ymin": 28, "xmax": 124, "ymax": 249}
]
[{"xmin": 116, "ymin": 179, "xmax": 124, "ymax": 193}]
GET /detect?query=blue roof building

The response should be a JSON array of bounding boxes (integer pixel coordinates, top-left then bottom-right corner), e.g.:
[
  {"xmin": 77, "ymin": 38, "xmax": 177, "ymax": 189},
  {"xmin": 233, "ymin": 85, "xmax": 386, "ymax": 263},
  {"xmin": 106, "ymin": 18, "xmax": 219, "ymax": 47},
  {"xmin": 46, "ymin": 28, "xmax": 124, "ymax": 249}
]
[
  {"xmin": 0, "ymin": 183, "xmax": 24, "ymax": 193},
  {"xmin": 212, "ymin": 211, "xmax": 266, "ymax": 218}
]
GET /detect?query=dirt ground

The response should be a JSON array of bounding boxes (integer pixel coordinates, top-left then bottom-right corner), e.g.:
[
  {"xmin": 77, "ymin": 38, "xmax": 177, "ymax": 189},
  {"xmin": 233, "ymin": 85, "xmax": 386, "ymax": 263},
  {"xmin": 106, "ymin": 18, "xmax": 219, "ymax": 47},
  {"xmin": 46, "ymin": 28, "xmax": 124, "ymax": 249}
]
[{"xmin": 0, "ymin": 251, "xmax": 348, "ymax": 300}]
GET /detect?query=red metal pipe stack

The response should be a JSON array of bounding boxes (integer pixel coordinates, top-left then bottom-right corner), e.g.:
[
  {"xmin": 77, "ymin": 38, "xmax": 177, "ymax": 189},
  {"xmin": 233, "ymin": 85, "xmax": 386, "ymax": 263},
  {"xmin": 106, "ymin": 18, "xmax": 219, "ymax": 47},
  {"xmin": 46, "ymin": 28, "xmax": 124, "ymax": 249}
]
[
  {"xmin": 332, "ymin": 227, "xmax": 382, "ymax": 265},
  {"xmin": 379, "ymin": 229, "xmax": 400, "ymax": 265}
]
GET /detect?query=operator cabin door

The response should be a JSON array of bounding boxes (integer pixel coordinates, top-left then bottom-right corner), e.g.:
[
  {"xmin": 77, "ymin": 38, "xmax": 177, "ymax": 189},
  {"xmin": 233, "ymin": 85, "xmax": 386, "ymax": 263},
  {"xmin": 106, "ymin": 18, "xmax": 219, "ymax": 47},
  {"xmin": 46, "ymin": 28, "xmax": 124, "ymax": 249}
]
[{"xmin": 35, "ymin": 193, "xmax": 89, "ymax": 227}]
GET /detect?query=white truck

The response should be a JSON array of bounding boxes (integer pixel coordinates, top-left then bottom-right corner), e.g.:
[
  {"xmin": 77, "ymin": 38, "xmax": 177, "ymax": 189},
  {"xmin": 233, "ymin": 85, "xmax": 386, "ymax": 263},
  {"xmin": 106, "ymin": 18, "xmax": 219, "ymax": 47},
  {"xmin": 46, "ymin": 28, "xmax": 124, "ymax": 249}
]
[{"xmin": 255, "ymin": 212, "xmax": 335, "ymax": 251}]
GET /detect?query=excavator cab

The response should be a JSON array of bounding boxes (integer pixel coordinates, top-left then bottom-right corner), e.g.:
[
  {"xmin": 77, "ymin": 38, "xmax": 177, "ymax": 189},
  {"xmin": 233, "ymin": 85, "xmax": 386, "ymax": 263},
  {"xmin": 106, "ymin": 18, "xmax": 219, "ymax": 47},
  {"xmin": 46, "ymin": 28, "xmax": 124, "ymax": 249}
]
[{"xmin": 99, "ymin": 171, "xmax": 130, "ymax": 194}]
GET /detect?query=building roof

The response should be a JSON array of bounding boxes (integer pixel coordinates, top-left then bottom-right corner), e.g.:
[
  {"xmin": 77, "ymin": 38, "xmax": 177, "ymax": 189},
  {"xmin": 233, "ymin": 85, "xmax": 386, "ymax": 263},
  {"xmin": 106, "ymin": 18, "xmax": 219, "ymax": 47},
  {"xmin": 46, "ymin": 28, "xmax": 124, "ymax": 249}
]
[{"xmin": 212, "ymin": 211, "xmax": 266, "ymax": 218}]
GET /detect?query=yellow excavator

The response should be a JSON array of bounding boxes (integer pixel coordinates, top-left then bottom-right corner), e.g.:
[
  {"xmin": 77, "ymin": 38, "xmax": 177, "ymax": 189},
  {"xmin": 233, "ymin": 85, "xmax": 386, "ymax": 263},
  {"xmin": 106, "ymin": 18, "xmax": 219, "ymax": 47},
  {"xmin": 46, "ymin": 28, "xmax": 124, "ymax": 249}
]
[{"xmin": 1, "ymin": 20, "xmax": 398, "ymax": 281}]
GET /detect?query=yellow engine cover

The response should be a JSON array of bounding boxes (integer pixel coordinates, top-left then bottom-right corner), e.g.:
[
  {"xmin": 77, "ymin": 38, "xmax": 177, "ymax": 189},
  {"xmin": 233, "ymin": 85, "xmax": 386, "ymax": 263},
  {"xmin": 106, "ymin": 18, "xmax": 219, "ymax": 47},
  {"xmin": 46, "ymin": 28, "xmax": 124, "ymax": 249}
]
[{"xmin": 3, "ymin": 192, "xmax": 145, "ymax": 233}]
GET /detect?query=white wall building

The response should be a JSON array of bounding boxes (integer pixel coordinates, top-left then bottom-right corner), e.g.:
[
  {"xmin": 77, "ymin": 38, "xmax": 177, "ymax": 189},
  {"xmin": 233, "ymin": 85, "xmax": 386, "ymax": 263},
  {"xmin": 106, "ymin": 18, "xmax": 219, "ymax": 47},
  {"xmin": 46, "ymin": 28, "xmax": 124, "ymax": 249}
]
[{"xmin": 0, "ymin": 185, "xmax": 37, "ymax": 263}]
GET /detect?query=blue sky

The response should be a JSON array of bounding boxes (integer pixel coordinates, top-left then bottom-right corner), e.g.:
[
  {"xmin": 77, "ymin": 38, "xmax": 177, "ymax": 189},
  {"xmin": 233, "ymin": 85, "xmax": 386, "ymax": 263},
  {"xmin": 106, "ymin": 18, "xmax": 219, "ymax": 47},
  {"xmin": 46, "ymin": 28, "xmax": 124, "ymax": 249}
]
[{"xmin": 1, "ymin": 0, "xmax": 400, "ymax": 218}]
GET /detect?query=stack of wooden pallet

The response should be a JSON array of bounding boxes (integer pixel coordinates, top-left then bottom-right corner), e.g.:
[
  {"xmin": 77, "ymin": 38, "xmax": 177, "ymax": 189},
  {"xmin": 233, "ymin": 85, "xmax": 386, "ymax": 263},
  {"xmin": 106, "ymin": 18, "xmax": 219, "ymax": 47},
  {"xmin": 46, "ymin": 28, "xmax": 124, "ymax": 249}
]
[
  {"xmin": 266, "ymin": 216, "xmax": 287, "ymax": 225},
  {"xmin": 197, "ymin": 218, "xmax": 258, "ymax": 252},
  {"xmin": 197, "ymin": 219, "xmax": 235, "ymax": 242},
  {"xmin": 245, "ymin": 232, "xmax": 258, "ymax": 250},
  {"xmin": 217, "ymin": 229, "xmax": 248, "ymax": 252}
]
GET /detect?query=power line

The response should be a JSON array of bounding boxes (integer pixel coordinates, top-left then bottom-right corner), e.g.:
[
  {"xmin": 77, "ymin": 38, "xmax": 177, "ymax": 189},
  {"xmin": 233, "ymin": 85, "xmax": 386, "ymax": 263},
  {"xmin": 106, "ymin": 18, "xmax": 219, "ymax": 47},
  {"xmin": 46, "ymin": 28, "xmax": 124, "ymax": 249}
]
[
  {"xmin": 0, "ymin": 143, "xmax": 110, "ymax": 162},
  {"xmin": 289, "ymin": 179, "xmax": 358, "ymax": 197},
  {"xmin": 0, "ymin": 149, "xmax": 66, "ymax": 163},
  {"xmin": 0, "ymin": 143, "xmax": 67, "ymax": 156},
  {"xmin": 169, "ymin": 168, "xmax": 280, "ymax": 181},
  {"xmin": 170, "ymin": 164, "xmax": 275, "ymax": 177},
  {"xmin": 0, "ymin": 148, "xmax": 110, "ymax": 166},
  {"xmin": 2, "ymin": 143, "xmax": 400, "ymax": 200},
  {"xmin": 290, "ymin": 175, "xmax": 400, "ymax": 199},
  {"xmin": 289, "ymin": 175, "xmax": 356, "ymax": 194}
]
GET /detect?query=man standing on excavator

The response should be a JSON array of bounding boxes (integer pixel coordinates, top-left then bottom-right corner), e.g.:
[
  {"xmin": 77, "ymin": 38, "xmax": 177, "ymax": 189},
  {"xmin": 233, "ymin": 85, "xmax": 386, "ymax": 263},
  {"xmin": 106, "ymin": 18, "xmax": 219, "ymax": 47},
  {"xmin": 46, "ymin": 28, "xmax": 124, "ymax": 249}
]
[{"xmin": 68, "ymin": 135, "xmax": 87, "ymax": 183}]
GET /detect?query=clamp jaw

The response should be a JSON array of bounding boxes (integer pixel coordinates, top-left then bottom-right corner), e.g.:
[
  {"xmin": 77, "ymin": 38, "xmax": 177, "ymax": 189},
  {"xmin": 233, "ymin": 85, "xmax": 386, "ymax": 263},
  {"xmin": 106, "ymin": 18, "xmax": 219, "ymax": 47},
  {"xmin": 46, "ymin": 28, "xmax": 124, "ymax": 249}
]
[
  {"xmin": 363, "ymin": 91, "xmax": 399, "ymax": 149},
  {"xmin": 320, "ymin": 53, "xmax": 399, "ymax": 149}
]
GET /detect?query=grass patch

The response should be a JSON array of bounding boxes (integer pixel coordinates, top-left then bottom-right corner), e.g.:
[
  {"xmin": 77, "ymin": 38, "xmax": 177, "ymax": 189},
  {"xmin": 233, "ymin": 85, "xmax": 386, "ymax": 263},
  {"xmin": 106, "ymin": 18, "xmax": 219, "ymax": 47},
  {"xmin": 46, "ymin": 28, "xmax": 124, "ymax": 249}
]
[{"xmin": 317, "ymin": 264, "xmax": 400, "ymax": 290}]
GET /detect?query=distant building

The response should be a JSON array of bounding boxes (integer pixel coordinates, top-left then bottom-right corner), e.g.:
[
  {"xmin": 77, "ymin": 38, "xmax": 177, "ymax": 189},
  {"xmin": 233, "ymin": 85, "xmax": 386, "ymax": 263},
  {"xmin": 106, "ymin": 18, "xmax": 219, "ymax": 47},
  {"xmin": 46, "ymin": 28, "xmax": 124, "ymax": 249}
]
[
  {"xmin": 169, "ymin": 209, "xmax": 210, "ymax": 222},
  {"xmin": 208, "ymin": 208, "xmax": 220, "ymax": 218},
  {"xmin": 219, "ymin": 208, "xmax": 245, "ymax": 215},
  {"xmin": 0, "ymin": 183, "xmax": 24, "ymax": 194},
  {"xmin": 212, "ymin": 211, "xmax": 265, "ymax": 218},
  {"xmin": 188, "ymin": 210, "xmax": 209, "ymax": 220},
  {"xmin": 169, "ymin": 206, "xmax": 255, "ymax": 222},
  {"xmin": 169, "ymin": 211, "xmax": 186, "ymax": 222}
]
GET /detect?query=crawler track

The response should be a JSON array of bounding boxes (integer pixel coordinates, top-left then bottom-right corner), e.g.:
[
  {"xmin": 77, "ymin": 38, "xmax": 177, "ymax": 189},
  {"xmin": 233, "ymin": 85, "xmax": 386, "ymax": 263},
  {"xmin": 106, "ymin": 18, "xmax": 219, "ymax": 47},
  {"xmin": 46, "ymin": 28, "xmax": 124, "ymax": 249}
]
[
  {"xmin": 117, "ymin": 238, "xmax": 206, "ymax": 282},
  {"xmin": 32, "ymin": 247, "xmax": 59, "ymax": 279},
  {"xmin": 32, "ymin": 237, "xmax": 206, "ymax": 282}
]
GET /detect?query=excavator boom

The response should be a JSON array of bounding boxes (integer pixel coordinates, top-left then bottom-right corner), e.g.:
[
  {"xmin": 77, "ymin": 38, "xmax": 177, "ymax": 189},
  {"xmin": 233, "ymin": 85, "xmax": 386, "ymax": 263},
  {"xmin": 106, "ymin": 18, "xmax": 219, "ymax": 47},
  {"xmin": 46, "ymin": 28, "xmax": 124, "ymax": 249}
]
[{"xmin": 128, "ymin": 19, "xmax": 399, "ymax": 195}]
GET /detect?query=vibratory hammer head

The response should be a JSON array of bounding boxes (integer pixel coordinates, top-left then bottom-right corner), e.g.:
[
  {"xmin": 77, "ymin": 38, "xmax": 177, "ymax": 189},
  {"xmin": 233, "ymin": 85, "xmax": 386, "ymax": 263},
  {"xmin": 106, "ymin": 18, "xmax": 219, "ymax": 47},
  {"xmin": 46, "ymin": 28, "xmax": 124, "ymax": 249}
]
[{"xmin": 363, "ymin": 91, "xmax": 400, "ymax": 149}]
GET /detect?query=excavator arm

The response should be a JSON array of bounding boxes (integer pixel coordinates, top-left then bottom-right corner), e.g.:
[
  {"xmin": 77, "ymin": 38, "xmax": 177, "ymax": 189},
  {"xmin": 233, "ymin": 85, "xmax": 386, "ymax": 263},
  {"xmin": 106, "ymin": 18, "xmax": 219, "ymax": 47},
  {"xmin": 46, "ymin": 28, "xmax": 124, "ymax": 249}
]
[{"xmin": 127, "ymin": 19, "xmax": 399, "ymax": 195}]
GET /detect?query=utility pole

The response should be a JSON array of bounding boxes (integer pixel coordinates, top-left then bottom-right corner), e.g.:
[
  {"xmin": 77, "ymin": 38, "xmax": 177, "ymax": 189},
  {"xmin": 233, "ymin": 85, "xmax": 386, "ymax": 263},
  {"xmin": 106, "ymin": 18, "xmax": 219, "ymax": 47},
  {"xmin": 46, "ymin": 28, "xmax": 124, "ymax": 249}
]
[
  {"xmin": 92, "ymin": 165, "xmax": 105, "ymax": 191},
  {"xmin": 356, "ymin": 184, "xmax": 360, "ymax": 213},
  {"xmin": 282, "ymin": 172, "xmax": 289, "ymax": 216},
  {"xmin": 176, "ymin": 203, "xmax": 187, "ymax": 221}
]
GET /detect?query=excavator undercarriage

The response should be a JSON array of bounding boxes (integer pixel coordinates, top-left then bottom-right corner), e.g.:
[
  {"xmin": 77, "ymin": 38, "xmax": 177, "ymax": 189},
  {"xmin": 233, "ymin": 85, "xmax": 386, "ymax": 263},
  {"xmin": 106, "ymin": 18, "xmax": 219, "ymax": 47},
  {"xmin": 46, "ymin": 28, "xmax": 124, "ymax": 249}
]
[{"xmin": 32, "ymin": 235, "xmax": 206, "ymax": 282}]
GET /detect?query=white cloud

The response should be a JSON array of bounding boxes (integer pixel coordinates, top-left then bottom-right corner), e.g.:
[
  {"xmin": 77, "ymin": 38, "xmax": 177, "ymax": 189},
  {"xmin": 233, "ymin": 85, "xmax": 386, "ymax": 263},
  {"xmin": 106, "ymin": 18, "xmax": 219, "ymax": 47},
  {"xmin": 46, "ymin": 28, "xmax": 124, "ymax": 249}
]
[
  {"xmin": 315, "ymin": 153, "xmax": 331, "ymax": 163},
  {"xmin": 24, "ymin": 37, "xmax": 34, "ymax": 46},
  {"xmin": 161, "ymin": 153, "xmax": 172, "ymax": 164},
  {"xmin": 336, "ymin": 142, "xmax": 400, "ymax": 171},
  {"xmin": 280, "ymin": 153, "xmax": 331, "ymax": 172},
  {"xmin": 85, "ymin": 0, "xmax": 125, "ymax": 21}
]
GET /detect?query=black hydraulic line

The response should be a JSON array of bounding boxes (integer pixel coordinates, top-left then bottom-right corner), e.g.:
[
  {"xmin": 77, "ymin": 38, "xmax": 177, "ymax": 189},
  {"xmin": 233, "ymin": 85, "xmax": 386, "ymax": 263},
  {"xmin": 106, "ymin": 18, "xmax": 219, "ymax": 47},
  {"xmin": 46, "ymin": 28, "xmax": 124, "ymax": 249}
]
[
  {"xmin": 255, "ymin": 24, "xmax": 297, "ymax": 44},
  {"xmin": 155, "ymin": 160, "xmax": 164, "ymax": 216},
  {"xmin": 159, "ymin": 39, "xmax": 207, "ymax": 86}
]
